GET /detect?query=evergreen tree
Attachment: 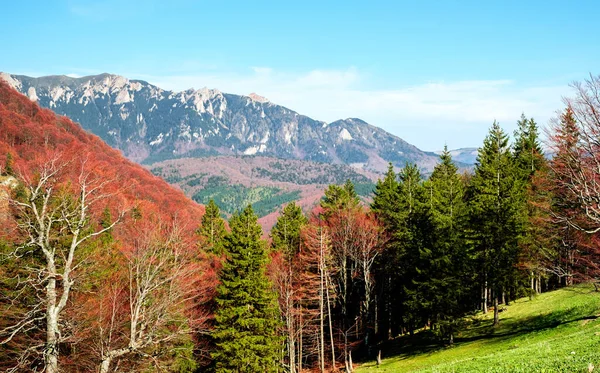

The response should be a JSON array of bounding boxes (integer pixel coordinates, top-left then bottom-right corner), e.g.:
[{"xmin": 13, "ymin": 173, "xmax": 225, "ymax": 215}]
[
  {"xmin": 513, "ymin": 115, "xmax": 550, "ymax": 294},
  {"xmin": 370, "ymin": 163, "xmax": 399, "ymax": 339},
  {"xmin": 425, "ymin": 147, "xmax": 470, "ymax": 343},
  {"xmin": 468, "ymin": 121, "xmax": 524, "ymax": 326},
  {"xmin": 371, "ymin": 163, "xmax": 400, "ymax": 231},
  {"xmin": 321, "ymin": 179, "xmax": 360, "ymax": 214},
  {"xmin": 549, "ymin": 107, "xmax": 583, "ymax": 286},
  {"xmin": 513, "ymin": 114, "xmax": 545, "ymax": 181},
  {"xmin": 395, "ymin": 163, "xmax": 430, "ymax": 334},
  {"xmin": 198, "ymin": 199, "xmax": 227, "ymax": 255},
  {"xmin": 212, "ymin": 205, "xmax": 282, "ymax": 373},
  {"xmin": 271, "ymin": 202, "xmax": 307, "ymax": 259}
]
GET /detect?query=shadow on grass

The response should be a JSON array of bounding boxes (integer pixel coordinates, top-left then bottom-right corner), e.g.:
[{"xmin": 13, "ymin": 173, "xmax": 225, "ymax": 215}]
[{"xmin": 376, "ymin": 303, "xmax": 598, "ymax": 362}]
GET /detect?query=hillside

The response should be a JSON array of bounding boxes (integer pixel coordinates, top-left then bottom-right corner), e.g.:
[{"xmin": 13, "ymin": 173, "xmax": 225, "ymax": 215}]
[
  {"xmin": 148, "ymin": 156, "xmax": 379, "ymax": 229},
  {"xmin": 0, "ymin": 80, "xmax": 204, "ymax": 227},
  {"xmin": 0, "ymin": 72, "xmax": 441, "ymax": 173},
  {"xmin": 358, "ymin": 285, "xmax": 600, "ymax": 373}
]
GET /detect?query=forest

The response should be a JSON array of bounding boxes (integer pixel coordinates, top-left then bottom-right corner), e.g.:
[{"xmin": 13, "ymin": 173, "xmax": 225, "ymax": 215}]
[{"xmin": 2, "ymin": 74, "xmax": 600, "ymax": 373}]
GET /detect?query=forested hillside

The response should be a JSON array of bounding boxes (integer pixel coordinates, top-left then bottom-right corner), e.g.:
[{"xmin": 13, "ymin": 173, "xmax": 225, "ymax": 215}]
[{"xmin": 0, "ymin": 81, "xmax": 214, "ymax": 372}]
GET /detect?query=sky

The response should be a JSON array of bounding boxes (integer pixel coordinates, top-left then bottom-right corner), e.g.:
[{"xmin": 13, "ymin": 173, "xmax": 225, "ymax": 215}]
[{"xmin": 2, "ymin": 0, "xmax": 599, "ymax": 150}]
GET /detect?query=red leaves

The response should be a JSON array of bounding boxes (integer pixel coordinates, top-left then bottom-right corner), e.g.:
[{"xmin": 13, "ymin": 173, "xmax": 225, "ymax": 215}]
[{"xmin": 0, "ymin": 80, "xmax": 205, "ymax": 240}]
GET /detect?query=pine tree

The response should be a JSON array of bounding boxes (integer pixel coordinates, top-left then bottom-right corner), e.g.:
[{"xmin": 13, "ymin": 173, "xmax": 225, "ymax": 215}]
[
  {"xmin": 513, "ymin": 114, "xmax": 549, "ymax": 294},
  {"xmin": 271, "ymin": 202, "xmax": 307, "ymax": 259},
  {"xmin": 513, "ymin": 114, "xmax": 545, "ymax": 181},
  {"xmin": 468, "ymin": 121, "xmax": 524, "ymax": 326},
  {"xmin": 426, "ymin": 147, "xmax": 469, "ymax": 343},
  {"xmin": 321, "ymin": 179, "xmax": 360, "ymax": 214},
  {"xmin": 395, "ymin": 163, "xmax": 430, "ymax": 334},
  {"xmin": 371, "ymin": 163, "xmax": 399, "ymax": 230},
  {"xmin": 370, "ymin": 163, "xmax": 399, "ymax": 339},
  {"xmin": 212, "ymin": 205, "xmax": 282, "ymax": 373},
  {"xmin": 198, "ymin": 199, "xmax": 227, "ymax": 255},
  {"xmin": 549, "ymin": 107, "xmax": 583, "ymax": 285}
]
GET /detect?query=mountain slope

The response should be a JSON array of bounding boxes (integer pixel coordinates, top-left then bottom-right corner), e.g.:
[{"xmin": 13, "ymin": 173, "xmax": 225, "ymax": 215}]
[
  {"xmin": 0, "ymin": 72, "xmax": 440, "ymax": 172},
  {"xmin": 0, "ymin": 79, "xmax": 204, "ymax": 225},
  {"xmin": 148, "ymin": 155, "xmax": 379, "ymax": 229}
]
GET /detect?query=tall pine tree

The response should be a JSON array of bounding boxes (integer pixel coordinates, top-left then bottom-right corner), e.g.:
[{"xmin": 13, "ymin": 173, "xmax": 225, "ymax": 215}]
[
  {"xmin": 198, "ymin": 199, "xmax": 227, "ymax": 255},
  {"xmin": 212, "ymin": 205, "xmax": 282, "ymax": 372},
  {"xmin": 468, "ymin": 122, "xmax": 524, "ymax": 326}
]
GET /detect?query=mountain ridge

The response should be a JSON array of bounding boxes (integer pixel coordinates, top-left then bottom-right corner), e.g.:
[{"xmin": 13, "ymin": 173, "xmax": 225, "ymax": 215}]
[{"xmin": 1, "ymin": 72, "xmax": 444, "ymax": 172}]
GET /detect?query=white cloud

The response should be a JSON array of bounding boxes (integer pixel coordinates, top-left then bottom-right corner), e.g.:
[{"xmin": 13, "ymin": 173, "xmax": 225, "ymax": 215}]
[{"xmin": 127, "ymin": 67, "xmax": 567, "ymax": 150}]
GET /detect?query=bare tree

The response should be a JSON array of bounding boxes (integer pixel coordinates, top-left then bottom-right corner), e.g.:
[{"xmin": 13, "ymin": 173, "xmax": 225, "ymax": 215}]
[
  {"xmin": 96, "ymin": 220, "xmax": 211, "ymax": 373},
  {"xmin": 0, "ymin": 155, "xmax": 123, "ymax": 373}
]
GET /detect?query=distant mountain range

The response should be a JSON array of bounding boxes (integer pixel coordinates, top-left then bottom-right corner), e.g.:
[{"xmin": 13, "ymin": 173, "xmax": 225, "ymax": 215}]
[{"xmin": 0, "ymin": 72, "xmax": 456, "ymax": 172}]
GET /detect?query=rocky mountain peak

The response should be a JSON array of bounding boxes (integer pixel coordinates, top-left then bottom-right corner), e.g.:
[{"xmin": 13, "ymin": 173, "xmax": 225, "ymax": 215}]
[{"xmin": 1, "ymin": 72, "xmax": 446, "ymax": 173}]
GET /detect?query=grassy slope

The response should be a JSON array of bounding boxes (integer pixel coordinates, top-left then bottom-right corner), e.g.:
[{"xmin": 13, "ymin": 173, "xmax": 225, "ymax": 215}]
[{"xmin": 358, "ymin": 285, "xmax": 600, "ymax": 373}]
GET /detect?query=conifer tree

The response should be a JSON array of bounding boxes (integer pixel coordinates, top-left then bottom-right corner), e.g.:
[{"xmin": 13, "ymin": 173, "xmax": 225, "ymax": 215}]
[
  {"xmin": 371, "ymin": 163, "xmax": 400, "ymax": 230},
  {"xmin": 321, "ymin": 179, "xmax": 360, "ymax": 214},
  {"xmin": 425, "ymin": 147, "xmax": 469, "ymax": 343},
  {"xmin": 513, "ymin": 114, "xmax": 549, "ymax": 294},
  {"xmin": 271, "ymin": 202, "xmax": 307, "ymax": 259},
  {"xmin": 549, "ymin": 107, "xmax": 583, "ymax": 285},
  {"xmin": 513, "ymin": 114, "xmax": 545, "ymax": 181},
  {"xmin": 370, "ymin": 163, "xmax": 399, "ymax": 339},
  {"xmin": 198, "ymin": 199, "xmax": 227, "ymax": 255},
  {"xmin": 468, "ymin": 122, "xmax": 524, "ymax": 326},
  {"xmin": 212, "ymin": 205, "xmax": 282, "ymax": 373},
  {"xmin": 395, "ymin": 163, "xmax": 430, "ymax": 334}
]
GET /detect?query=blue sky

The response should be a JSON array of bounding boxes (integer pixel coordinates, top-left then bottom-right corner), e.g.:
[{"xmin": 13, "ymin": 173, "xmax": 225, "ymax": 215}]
[{"xmin": 2, "ymin": 0, "xmax": 599, "ymax": 150}]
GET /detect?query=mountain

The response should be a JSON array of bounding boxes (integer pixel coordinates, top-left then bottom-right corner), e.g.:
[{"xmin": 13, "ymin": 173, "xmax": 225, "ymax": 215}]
[
  {"xmin": 0, "ymin": 79, "xmax": 204, "ymax": 226},
  {"xmin": 0, "ymin": 72, "xmax": 441, "ymax": 172},
  {"xmin": 435, "ymin": 147, "xmax": 479, "ymax": 165}
]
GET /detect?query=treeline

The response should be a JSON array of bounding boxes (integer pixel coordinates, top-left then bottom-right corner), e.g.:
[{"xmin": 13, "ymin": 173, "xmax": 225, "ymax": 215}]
[{"xmin": 2, "ymin": 75, "xmax": 600, "ymax": 373}]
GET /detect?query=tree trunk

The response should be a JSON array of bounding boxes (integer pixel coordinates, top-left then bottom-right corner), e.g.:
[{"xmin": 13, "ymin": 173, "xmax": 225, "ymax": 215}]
[
  {"xmin": 298, "ymin": 310, "xmax": 303, "ymax": 373},
  {"xmin": 530, "ymin": 271, "xmax": 534, "ymax": 300},
  {"xmin": 325, "ymin": 273, "xmax": 336, "ymax": 370},
  {"xmin": 493, "ymin": 296, "xmax": 499, "ymax": 326},
  {"xmin": 482, "ymin": 281, "xmax": 488, "ymax": 314},
  {"xmin": 45, "ymin": 271, "xmax": 59, "ymax": 373},
  {"xmin": 99, "ymin": 357, "xmax": 112, "ymax": 373},
  {"xmin": 348, "ymin": 350, "xmax": 353, "ymax": 372},
  {"xmin": 319, "ymin": 232, "xmax": 325, "ymax": 373}
]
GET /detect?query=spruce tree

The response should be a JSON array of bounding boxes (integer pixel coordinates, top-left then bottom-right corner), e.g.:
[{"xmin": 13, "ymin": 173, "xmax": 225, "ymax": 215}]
[
  {"xmin": 212, "ymin": 205, "xmax": 282, "ymax": 373},
  {"xmin": 271, "ymin": 202, "xmax": 307, "ymax": 259},
  {"xmin": 321, "ymin": 179, "xmax": 360, "ymax": 213},
  {"xmin": 513, "ymin": 115, "xmax": 549, "ymax": 294},
  {"xmin": 513, "ymin": 114, "xmax": 545, "ymax": 181},
  {"xmin": 396, "ymin": 163, "xmax": 430, "ymax": 334},
  {"xmin": 468, "ymin": 121, "xmax": 524, "ymax": 326},
  {"xmin": 371, "ymin": 163, "xmax": 399, "ymax": 230},
  {"xmin": 370, "ymin": 163, "xmax": 400, "ymax": 339},
  {"xmin": 198, "ymin": 199, "xmax": 227, "ymax": 255},
  {"xmin": 426, "ymin": 147, "xmax": 469, "ymax": 343}
]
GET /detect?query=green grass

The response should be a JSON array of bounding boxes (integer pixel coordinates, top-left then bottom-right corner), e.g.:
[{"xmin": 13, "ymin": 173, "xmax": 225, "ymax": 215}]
[{"xmin": 358, "ymin": 285, "xmax": 600, "ymax": 373}]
